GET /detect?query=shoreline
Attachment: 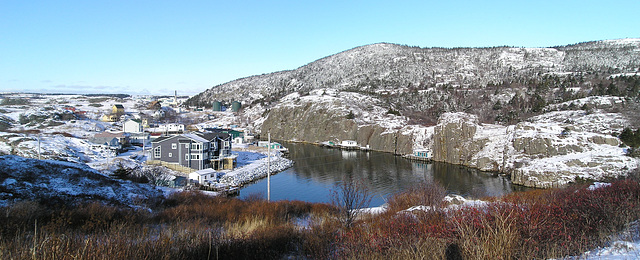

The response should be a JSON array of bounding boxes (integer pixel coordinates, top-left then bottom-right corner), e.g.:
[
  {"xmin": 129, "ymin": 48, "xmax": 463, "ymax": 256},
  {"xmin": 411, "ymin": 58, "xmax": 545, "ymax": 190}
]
[{"xmin": 209, "ymin": 148, "xmax": 293, "ymax": 192}]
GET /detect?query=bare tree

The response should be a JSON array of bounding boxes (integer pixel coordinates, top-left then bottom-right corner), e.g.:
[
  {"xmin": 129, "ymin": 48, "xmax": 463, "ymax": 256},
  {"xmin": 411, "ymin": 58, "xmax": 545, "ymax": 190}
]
[
  {"xmin": 330, "ymin": 178, "xmax": 373, "ymax": 228},
  {"xmin": 131, "ymin": 165, "xmax": 174, "ymax": 186}
]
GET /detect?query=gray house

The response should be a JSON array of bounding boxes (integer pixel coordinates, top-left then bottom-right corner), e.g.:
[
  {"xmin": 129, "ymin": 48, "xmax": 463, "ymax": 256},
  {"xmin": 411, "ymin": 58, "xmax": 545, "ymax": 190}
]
[
  {"xmin": 150, "ymin": 132, "xmax": 235, "ymax": 171},
  {"xmin": 90, "ymin": 136, "xmax": 120, "ymax": 151},
  {"xmin": 194, "ymin": 132, "xmax": 234, "ymax": 170}
]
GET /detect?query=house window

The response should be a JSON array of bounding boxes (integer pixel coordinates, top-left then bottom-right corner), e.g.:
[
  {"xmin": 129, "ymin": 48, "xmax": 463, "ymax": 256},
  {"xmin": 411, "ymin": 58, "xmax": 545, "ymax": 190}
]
[
  {"xmin": 185, "ymin": 143, "xmax": 189, "ymax": 149},
  {"xmin": 191, "ymin": 143, "xmax": 201, "ymax": 150},
  {"xmin": 224, "ymin": 141, "xmax": 230, "ymax": 148},
  {"xmin": 172, "ymin": 143, "xmax": 177, "ymax": 149},
  {"xmin": 191, "ymin": 154, "xmax": 201, "ymax": 160},
  {"xmin": 153, "ymin": 146, "xmax": 161, "ymax": 158},
  {"xmin": 168, "ymin": 153, "xmax": 172, "ymax": 158},
  {"xmin": 185, "ymin": 154, "xmax": 189, "ymax": 161}
]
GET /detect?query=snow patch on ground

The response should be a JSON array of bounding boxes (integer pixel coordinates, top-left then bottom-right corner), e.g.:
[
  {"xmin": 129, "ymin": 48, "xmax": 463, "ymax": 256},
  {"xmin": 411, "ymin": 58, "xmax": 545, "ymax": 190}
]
[
  {"xmin": 0, "ymin": 155, "xmax": 164, "ymax": 208},
  {"xmin": 218, "ymin": 151, "xmax": 293, "ymax": 187},
  {"xmin": 435, "ymin": 110, "xmax": 639, "ymax": 188},
  {"xmin": 575, "ymin": 220, "xmax": 640, "ymax": 260}
]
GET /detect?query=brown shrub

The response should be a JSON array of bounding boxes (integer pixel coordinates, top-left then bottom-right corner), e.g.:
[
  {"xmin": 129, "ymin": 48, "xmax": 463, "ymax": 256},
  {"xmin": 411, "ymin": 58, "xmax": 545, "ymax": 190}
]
[
  {"xmin": 0, "ymin": 200, "xmax": 49, "ymax": 236},
  {"xmin": 2, "ymin": 180, "xmax": 640, "ymax": 259},
  {"xmin": 387, "ymin": 181, "xmax": 446, "ymax": 212}
]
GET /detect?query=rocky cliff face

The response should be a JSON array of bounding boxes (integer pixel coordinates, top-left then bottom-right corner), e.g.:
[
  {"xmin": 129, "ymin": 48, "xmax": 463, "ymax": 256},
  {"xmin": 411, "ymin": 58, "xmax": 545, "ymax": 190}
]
[
  {"xmin": 431, "ymin": 102, "xmax": 638, "ymax": 188},
  {"xmin": 260, "ymin": 89, "xmax": 416, "ymax": 154},
  {"xmin": 432, "ymin": 113, "xmax": 480, "ymax": 165}
]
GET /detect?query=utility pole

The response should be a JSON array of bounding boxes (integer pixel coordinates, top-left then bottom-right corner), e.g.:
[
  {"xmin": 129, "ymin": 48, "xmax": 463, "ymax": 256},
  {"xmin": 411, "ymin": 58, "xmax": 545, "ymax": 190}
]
[
  {"xmin": 37, "ymin": 134, "xmax": 41, "ymax": 160},
  {"xmin": 267, "ymin": 132, "xmax": 271, "ymax": 201}
]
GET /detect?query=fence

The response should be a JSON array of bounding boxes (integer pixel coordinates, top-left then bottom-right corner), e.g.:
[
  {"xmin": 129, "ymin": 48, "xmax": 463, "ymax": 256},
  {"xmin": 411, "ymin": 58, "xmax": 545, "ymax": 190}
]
[{"xmin": 146, "ymin": 160, "xmax": 196, "ymax": 174}]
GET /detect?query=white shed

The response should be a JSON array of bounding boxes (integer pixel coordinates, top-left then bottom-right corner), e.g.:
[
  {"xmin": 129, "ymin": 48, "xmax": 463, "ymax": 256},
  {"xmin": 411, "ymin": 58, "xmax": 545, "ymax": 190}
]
[
  {"xmin": 189, "ymin": 169, "xmax": 222, "ymax": 184},
  {"xmin": 340, "ymin": 140, "xmax": 358, "ymax": 147},
  {"xmin": 123, "ymin": 119, "xmax": 143, "ymax": 133}
]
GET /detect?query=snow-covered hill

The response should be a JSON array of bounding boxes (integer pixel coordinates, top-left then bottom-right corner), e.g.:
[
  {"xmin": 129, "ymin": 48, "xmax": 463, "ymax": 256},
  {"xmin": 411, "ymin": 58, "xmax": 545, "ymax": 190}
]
[
  {"xmin": 187, "ymin": 39, "xmax": 640, "ymax": 115},
  {"xmin": 0, "ymin": 155, "xmax": 164, "ymax": 208}
]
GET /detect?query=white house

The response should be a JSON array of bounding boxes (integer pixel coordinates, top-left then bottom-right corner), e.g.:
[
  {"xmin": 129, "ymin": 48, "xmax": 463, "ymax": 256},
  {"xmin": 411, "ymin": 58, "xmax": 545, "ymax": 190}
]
[
  {"xmin": 243, "ymin": 133, "xmax": 255, "ymax": 143},
  {"xmin": 123, "ymin": 119, "xmax": 143, "ymax": 133},
  {"xmin": 413, "ymin": 149, "xmax": 430, "ymax": 159},
  {"xmin": 257, "ymin": 141, "xmax": 287, "ymax": 151},
  {"xmin": 189, "ymin": 168, "xmax": 223, "ymax": 185},
  {"xmin": 147, "ymin": 123, "xmax": 185, "ymax": 134},
  {"xmin": 233, "ymin": 136, "xmax": 244, "ymax": 144},
  {"xmin": 340, "ymin": 140, "xmax": 358, "ymax": 148},
  {"xmin": 153, "ymin": 110, "xmax": 165, "ymax": 119},
  {"xmin": 161, "ymin": 123, "xmax": 184, "ymax": 133}
]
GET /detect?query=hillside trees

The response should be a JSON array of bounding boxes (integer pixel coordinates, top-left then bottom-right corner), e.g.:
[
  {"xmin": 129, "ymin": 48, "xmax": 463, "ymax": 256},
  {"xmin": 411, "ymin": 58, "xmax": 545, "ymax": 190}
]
[
  {"xmin": 185, "ymin": 40, "xmax": 640, "ymax": 127},
  {"xmin": 619, "ymin": 127, "xmax": 640, "ymax": 148}
]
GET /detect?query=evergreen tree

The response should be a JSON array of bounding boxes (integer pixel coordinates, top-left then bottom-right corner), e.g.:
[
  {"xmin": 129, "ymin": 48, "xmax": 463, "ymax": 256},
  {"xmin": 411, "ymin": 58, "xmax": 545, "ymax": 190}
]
[
  {"xmin": 606, "ymin": 83, "xmax": 620, "ymax": 96},
  {"xmin": 531, "ymin": 94, "xmax": 546, "ymax": 113},
  {"xmin": 492, "ymin": 100, "xmax": 503, "ymax": 110},
  {"xmin": 619, "ymin": 127, "xmax": 640, "ymax": 148}
]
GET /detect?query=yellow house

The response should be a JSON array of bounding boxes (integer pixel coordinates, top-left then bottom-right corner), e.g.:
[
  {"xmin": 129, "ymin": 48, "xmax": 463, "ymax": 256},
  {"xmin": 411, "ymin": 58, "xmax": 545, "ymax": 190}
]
[
  {"xmin": 112, "ymin": 104, "xmax": 125, "ymax": 115},
  {"xmin": 101, "ymin": 114, "xmax": 118, "ymax": 122}
]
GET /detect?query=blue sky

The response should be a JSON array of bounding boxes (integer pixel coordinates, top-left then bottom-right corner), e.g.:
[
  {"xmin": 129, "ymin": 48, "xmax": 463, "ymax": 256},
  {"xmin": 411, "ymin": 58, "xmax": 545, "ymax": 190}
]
[{"xmin": 1, "ymin": 1, "xmax": 638, "ymax": 96}]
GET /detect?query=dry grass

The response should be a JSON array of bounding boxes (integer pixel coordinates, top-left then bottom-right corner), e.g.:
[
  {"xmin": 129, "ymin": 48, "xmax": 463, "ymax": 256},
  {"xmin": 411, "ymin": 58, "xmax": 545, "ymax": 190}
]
[
  {"xmin": 453, "ymin": 205, "xmax": 521, "ymax": 259},
  {"xmin": 0, "ymin": 191, "xmax": 331, "ymax": 259},
  {"xmin": 2, "ymin": 179, "xmax": 640, "ymax": 259},
  {"xmin": 386, "ymin": 181, "xmax": 446, "ymax": 212}
]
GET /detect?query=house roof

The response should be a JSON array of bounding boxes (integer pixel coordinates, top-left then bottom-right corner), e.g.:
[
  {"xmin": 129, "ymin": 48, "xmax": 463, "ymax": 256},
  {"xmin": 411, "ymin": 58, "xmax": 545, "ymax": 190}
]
[
  {"xmin": 125, "ymin": 119, "xmax": 142, "ymax": 124},
  {"xmin": 151, "ymin": 135, "xmax": 174, "ymax": 143},
  {"xmin": 129, "ymin": 132, "xmax": 149, "ymax": 137},
  {"xmin": 152, "ymin": 133, "xmax": 210, "ymax": 144},
  {"xmin": 195, "ymin": 132, "xmax": 231, "ymax": 141},
  {"xmin": 113, "ymin": 104, "xmax": 124, "ymax": 109},
  {"xmin": 181, "ymin": 133, "xmax": 209, "ymax": 143},
  {"xmin": 204, "ymin": 128, "xmax": 243, "ymax": 135},
  {"xmin": 89, "ymin": 137, "xmax": 119, "ymax": 146},
  {"xmin": 94, "ymin": 131, "xmax": 129, "ymax": 138},
  {"xmin": 190, "ymin": 168, "xmax": 217, "ymax": 176}
]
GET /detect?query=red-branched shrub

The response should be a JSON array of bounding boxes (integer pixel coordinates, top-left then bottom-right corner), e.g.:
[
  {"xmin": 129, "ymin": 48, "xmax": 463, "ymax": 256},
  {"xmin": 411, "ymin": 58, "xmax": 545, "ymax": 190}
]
[
  {"xmin": 333, "ymin": 179, "xmax": 640, "ymax": 259},
  {"xmin": 387, "ymin": 181, "xmax": 446, "ymax": 212}
]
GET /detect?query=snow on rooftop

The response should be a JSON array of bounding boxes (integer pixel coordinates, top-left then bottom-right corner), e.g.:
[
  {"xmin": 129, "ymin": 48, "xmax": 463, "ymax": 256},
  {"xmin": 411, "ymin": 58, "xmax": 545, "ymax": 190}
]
[{"xmin": 182, "ymin": 133, "xmax": 210, "ymax": 143}]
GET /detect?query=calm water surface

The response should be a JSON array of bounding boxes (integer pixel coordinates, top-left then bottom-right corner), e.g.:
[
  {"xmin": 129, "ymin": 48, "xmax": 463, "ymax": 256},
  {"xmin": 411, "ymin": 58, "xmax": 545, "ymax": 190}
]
[{"xmin": 239, "ymin": 142, "xmax": 522, "ymax": 207}]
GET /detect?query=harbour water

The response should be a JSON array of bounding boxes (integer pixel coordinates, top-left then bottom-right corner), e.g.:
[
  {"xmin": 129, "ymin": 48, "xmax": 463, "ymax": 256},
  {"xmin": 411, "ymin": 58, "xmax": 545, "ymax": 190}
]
[{"xmin": 239, "ymin": 142, "xmax": 522, "ymax": 207}]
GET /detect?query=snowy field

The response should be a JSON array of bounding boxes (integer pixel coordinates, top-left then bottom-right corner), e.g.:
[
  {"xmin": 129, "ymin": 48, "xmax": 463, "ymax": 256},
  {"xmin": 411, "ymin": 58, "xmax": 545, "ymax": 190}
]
[{"xmin": 0, "ymin": 93, "xmax": 292, "ymax": 192}]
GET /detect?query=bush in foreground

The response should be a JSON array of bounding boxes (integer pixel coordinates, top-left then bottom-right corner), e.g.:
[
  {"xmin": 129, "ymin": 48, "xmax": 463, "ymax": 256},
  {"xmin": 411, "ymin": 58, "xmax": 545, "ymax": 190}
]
[
  {"xmin": 335, "ymin": 179, "xmax": 640, "ymax": 259},
  {"xmin": 1, "ymin": 179, "xmax": 639, "ymax": 259}
]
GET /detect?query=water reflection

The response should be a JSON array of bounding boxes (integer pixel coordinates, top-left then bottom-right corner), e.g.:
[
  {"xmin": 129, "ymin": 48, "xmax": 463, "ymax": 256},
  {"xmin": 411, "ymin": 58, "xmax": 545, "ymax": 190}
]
[{"xmin": 239, "ymin": 142, "xmax": 521, "ymax": 207}]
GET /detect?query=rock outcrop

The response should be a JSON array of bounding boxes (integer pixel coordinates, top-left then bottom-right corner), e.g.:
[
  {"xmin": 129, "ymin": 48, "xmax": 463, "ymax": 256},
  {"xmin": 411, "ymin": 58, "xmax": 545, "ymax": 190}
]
[
  {"xmin": 431, "ymin": 110, "xmax": 638, "ymax": 188},
  {"xmin": 259, "ymin": 90, "xmax": 414, "ymax": 154},
  {"xmin": 432, "ymin": 113, "xmax": 481, "ymax": 165}
]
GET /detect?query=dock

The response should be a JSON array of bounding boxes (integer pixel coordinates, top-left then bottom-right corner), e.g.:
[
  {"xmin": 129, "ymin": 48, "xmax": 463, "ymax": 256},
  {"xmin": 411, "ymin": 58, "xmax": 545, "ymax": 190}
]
[
  {"xmin": 320, "ymin": 140, "xmax": 371, "ymax": 151},
  {"xmin": 403, "ymin": 154, "xmax": 432, "ymax": 162}
]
